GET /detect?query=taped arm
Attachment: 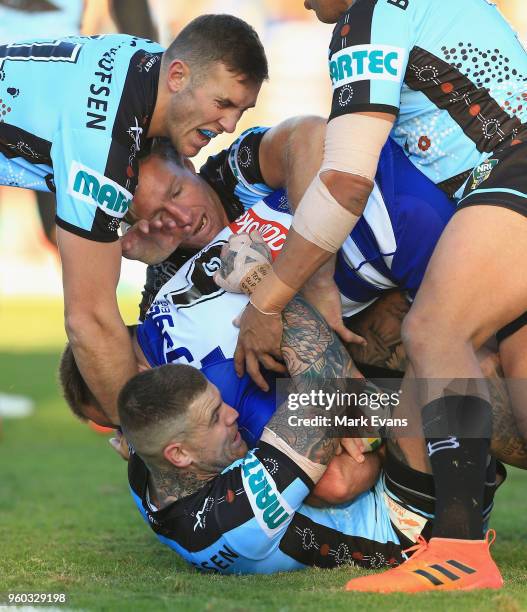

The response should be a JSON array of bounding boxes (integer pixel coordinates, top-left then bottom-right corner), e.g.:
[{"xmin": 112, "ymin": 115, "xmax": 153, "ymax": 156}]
[{"xmin": 256, "ymin": 111, "xmax": 395, "ymax": 314}]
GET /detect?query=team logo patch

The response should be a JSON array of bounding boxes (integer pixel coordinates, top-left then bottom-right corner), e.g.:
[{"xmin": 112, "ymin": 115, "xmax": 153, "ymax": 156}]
[
  {"xmin": 470, "ymin": 158, "xmax": 499, "ymax": 190},
  {"xmin": 67, "ymin": 161, "xmax": 132, "ymax": 217},
  {"xmin": 383, "ymin": 492, "xmax": 428, "ymax": 543},
  {"xmin": 329, "ymin": 45, "xmax": 405, "ymax": 90}
]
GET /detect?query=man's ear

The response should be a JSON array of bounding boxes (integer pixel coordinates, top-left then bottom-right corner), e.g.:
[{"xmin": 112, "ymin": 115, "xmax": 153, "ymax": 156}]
[
  {"xmin": 164, "ymin": 441, "xmax": 192, "ymax": 468},
  {"xmin": 166, "ymin": 59, "xmax": 191, "ymax": 94},
  {"xmin": 183, "ymin": 157, "xmax": 197, "ymax": 174}
]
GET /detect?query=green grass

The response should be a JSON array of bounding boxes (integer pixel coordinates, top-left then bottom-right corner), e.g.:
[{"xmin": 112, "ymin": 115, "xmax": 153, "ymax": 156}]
[{"xmin": 1, "ymin": 301, "xmax": 526, "ymax": 611}]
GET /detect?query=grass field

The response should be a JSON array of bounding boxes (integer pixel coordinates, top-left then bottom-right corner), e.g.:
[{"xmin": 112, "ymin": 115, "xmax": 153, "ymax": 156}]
[{"xmin": 1, "ymin": 299, "xmax": 526, "ymax": 611}]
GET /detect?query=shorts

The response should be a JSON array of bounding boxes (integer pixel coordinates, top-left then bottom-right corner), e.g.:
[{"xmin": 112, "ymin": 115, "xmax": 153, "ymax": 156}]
[
  {"xmin": 497, "ymin": 311, "xmax": 527, "ymax": 344},
  {"xmin": 383, "ymin": 450, "xmax": 505, "ymax": 548},
  {"xmin": 458, "ymin": 139, "xmax": 527, "ymax": 217}
]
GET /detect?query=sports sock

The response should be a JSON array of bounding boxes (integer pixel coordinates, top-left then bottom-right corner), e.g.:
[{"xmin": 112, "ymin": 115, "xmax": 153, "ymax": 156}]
[{"xmin": 423, "ymin": 395, "xmax": 492, "ymax": 540}]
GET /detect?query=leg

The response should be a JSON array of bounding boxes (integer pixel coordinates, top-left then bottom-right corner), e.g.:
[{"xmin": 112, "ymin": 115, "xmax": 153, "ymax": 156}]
[{"xmin": 498, "ymin": 321, "xmax": 527, "ymax": 441}]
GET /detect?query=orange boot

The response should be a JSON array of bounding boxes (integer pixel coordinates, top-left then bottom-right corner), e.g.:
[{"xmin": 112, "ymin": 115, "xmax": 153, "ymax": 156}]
[{"xmin": 345, "ymin": 531, "xmax": 503, "ymax": 593}]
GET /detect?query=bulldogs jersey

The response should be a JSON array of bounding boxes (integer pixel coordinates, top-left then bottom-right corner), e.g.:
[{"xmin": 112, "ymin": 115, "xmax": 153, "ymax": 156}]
[
  {"xmin": 0, "ymin": 34, "xmax": 162, "ymax": 241},
  {"xmin": 329, "ymin": 0, "xmax": 527, "ymax": 196},
  {"xmin": 138, "ymin": 127, "xmax": 455, "ymax": 331}
]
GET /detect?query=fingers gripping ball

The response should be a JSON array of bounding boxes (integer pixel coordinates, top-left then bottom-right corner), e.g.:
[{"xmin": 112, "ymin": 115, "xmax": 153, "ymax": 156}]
[{"xmin": 214, "ymin": 231, "xmax": 272, "ymax": 294}]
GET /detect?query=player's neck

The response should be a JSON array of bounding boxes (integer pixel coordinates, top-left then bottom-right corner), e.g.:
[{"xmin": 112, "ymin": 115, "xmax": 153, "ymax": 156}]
[{"xmin": 148, "ymin": 463, "xmax": 213, "ymax": 508}]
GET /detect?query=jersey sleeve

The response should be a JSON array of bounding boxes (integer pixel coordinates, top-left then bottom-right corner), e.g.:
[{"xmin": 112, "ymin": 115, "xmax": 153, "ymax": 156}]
[
  {"xmin": 199, "ymin": 126, "xmax": 275, "ymax": 218},
  {"xmin": 52, "ymin": 128, "xmax": 133, "ymax": 242},
  {"xmin": 328, "ymin": 0, "xmax": 413, "ymax": 121}
]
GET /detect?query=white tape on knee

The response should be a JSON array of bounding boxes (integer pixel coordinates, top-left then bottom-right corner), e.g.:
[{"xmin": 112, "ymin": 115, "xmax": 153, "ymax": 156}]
[
  {"xmin": 321, "ymin": 114, "xmax": 393, "ymax": 181},
  {"xmin": 292, "ymin": 174, "xmax": 359, "ymax": 252}
]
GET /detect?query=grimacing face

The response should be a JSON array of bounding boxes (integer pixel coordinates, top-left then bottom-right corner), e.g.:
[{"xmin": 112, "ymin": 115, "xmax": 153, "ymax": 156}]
[
  {"xmin": 166, "ymin": 61, "xmax": 261, "ymax": 158},
  {"xmin": 131, "ymin": 155, "xmax": 229, "ymax": 250},
  {"xmin": 303, "ymin": 0, "xmax": 351, "ymax": 23},
  {"xmin": 182, "ymin": 383, "xmax": 248, "ymax": 472}
]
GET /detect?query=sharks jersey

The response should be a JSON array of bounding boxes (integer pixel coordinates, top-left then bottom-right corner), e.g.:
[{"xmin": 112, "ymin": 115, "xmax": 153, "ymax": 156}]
[
  {"xmin": 0, "ymin": 34, "xmax": 162, "ymax": 241},
  {"xmin": 139, "ymin": 127, "xmax": 455, "ymax": 321},
  {"xmin": 329, "ymin": 0, "xmax": 527, "ymax": 196},
  {"xmin": 0, "ymin": 1, "xmax": 84, "ymax": 44},
  {"xmin": 128, "ymin": 431, "xmax": 405, "ymax": 575}
]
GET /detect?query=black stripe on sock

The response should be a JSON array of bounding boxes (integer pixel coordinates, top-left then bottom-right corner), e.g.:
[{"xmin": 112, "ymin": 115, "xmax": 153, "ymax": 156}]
[
  {"xmin": 447, "ymin": 559, "xmax": 476, "ymax": 574},
  {"xmin": 430, "ymin": 564, "xmax": 460, "ymax": 581},
  {"xmin": 413, "ymin": 569, "xmax": 443, "ymax": 586}
]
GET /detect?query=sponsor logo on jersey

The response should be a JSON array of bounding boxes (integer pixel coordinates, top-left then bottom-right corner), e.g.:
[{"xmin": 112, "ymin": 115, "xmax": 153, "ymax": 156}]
[
  {"xmin": 241, "ymin": 452, "xmax": 293, "ymax": 537},
  {"xmin": 329, "ymin": 45, "xmax": 405, "ymax": 89},
  {"xmin": 193, "ymin": 496, "xmax": 214, "ymax": 531},
  {"xmin": 67, "ymin": 161, "xmax": 132, "ymax": 217},
  {"xmin": 384, "ymin": 492, "xmax": 427, "ymax": 542},
  {"xmin": 230, "ymin": 208, "xmax": 289, "ymax": 257},
  {"xmin": 470, "ymin": 158, "xmax": 499, "ymax": 190}
]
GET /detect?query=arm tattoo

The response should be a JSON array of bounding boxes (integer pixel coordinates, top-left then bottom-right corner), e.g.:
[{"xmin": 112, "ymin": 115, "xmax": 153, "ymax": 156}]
[
  {"xmin": 267, "ymin": 295, "xmax": 355, "ymax": 465},
  {"xmin": 483, "ymin": 353, "xmax": 527, "ymax": 469},
  {"xmin": 345, "ymin": 290, "xmax": 410, "ymax": 372}
]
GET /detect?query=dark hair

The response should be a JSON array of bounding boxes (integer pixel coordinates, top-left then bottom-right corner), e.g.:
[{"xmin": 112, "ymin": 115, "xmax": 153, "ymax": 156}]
[
  {"xmin": 118, "ymin": 364, "xmax": 207, "ymax": 435},
  {"xmin": 147, "ymin": 137, "xmax": 186, "ymax": 167},
  {"xmin": 59, "ymin": 342, "xmax": 101, "ymax": 422},
  {"xmin": 59, "ymin": 326, "xmax": 136, "ymax": 424},
  {"xmin": 164, "ymin": 14, "xmax": 268, "ymax": 85}
]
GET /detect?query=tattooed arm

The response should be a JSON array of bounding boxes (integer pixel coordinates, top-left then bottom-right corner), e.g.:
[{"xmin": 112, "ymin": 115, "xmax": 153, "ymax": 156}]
[
  {"xmin": 344, "ymin": 290, "xmax": 410, "ymax": 373},
  {"xmin": 265, "ymin": 294, "xmax": 356, "ymax": 466}
]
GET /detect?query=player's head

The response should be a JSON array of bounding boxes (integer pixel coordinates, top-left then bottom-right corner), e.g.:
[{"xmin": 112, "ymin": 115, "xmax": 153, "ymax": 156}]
[
  {"xmin": 303, "ymin": 0, "xmax": 352, "ymax": 23},
  {"xmin": 159, "ymin": 14, "xmax": 268, "ymax": 157},
  {"xmin": 118, "ymin": 365, "xmax": 247, "ymax": 474},
  {"xmin": 59, "ymin": 325, "xmax": 139, "ymax": 428},
  {"xmin": 59, "ymin": 342, "xmax": 117, "ymax": 428},
  {"xmin": 130, "ymin": 138, "xmax": 230, "ymax": 249}
]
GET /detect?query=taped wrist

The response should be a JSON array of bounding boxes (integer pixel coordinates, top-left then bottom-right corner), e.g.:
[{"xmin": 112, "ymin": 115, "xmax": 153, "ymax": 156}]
[
  {"xmin": 240, "ymin": 263, "xmax": 272, "ymax": 296},
  {"xmin": 292, "ymin": 174, "xmax": 359, "ymax": 252},
  {"xmin": 249, "ymin": 268, "xmax": 296, "ymax": 315}
]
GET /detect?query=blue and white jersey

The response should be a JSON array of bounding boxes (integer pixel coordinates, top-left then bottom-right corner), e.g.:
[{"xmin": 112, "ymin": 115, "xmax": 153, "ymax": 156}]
[
  {"xmin": 329, "ymin": 0, "xmax": 527, "ymax": 196},
  {"xmin": 0, "ymin": 34, "xmax": 163, "ymax": 241},
  {"xmin": 0, "ymin": 1, "xmax": 84, "ymax": 44},
  {"xmin": 138, "ymin": 128, "xmax": 455, "ymax": 342}
]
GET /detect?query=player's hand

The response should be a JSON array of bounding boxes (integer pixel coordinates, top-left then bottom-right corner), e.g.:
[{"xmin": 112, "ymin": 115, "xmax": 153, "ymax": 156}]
[
  {"xmin": 109, "ymin": 431, "xmax": 130, "ymax": 461},
  {"xmin": 233, "ymin": 302, "xmax": 286, "ymax": 391},
  {"xmin": 302, "ymin": 262, "xmax": 367, "ymax": 347},
  {"xmin": 121, "ymin": 215, "xmax": 189, "ymax": 265},
  {"xmin": 214, "ymin": 231, "xmax": 272, "ymax": 293},
  {"xmin": 339, "ymin": 438, "xmax": 366, "ymax": 463}
]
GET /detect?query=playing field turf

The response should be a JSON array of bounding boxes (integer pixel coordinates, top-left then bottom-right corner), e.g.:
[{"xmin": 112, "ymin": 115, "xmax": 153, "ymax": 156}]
[{"xmin": 1, "ymin": 298, "xmax": 526, "ymax": 612}]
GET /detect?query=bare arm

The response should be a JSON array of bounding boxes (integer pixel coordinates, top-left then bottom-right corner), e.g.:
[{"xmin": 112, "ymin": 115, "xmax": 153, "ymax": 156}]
[
  {"xmin": 58, "ymin": 227, "xmax": 136, "ymax": 423},
  {"xmin": 108, "ymin": 0, "xmax": 158, "ymax": 41}
]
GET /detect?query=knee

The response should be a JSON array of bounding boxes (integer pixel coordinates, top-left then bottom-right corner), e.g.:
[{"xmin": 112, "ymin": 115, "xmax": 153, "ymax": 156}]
[{"xmin": 401, "ymin": 308, "xmax": 435, "ymax": 360}]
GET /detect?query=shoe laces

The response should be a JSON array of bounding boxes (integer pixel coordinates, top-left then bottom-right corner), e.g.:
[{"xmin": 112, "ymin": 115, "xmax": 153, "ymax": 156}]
[{"xmin": 402, "ymin": 535, "xmax": 428, "ymax": 559}]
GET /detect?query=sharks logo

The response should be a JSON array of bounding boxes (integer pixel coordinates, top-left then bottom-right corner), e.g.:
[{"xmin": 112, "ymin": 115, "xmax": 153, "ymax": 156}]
[{"xmin": 166, "ymin": 241, "xmax": 225, "ymax": 310}]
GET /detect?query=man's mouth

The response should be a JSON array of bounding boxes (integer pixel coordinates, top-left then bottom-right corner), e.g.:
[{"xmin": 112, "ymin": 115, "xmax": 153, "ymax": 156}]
[{"xmin": 197, "ymin": 128, "xmax": 218, "ymax": 140}]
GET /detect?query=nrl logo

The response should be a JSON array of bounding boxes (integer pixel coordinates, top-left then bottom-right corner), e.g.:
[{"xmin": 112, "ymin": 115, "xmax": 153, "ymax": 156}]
[{"xmin": 470, "ymin": 158, "xmax": 498, "ymax": 190}]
